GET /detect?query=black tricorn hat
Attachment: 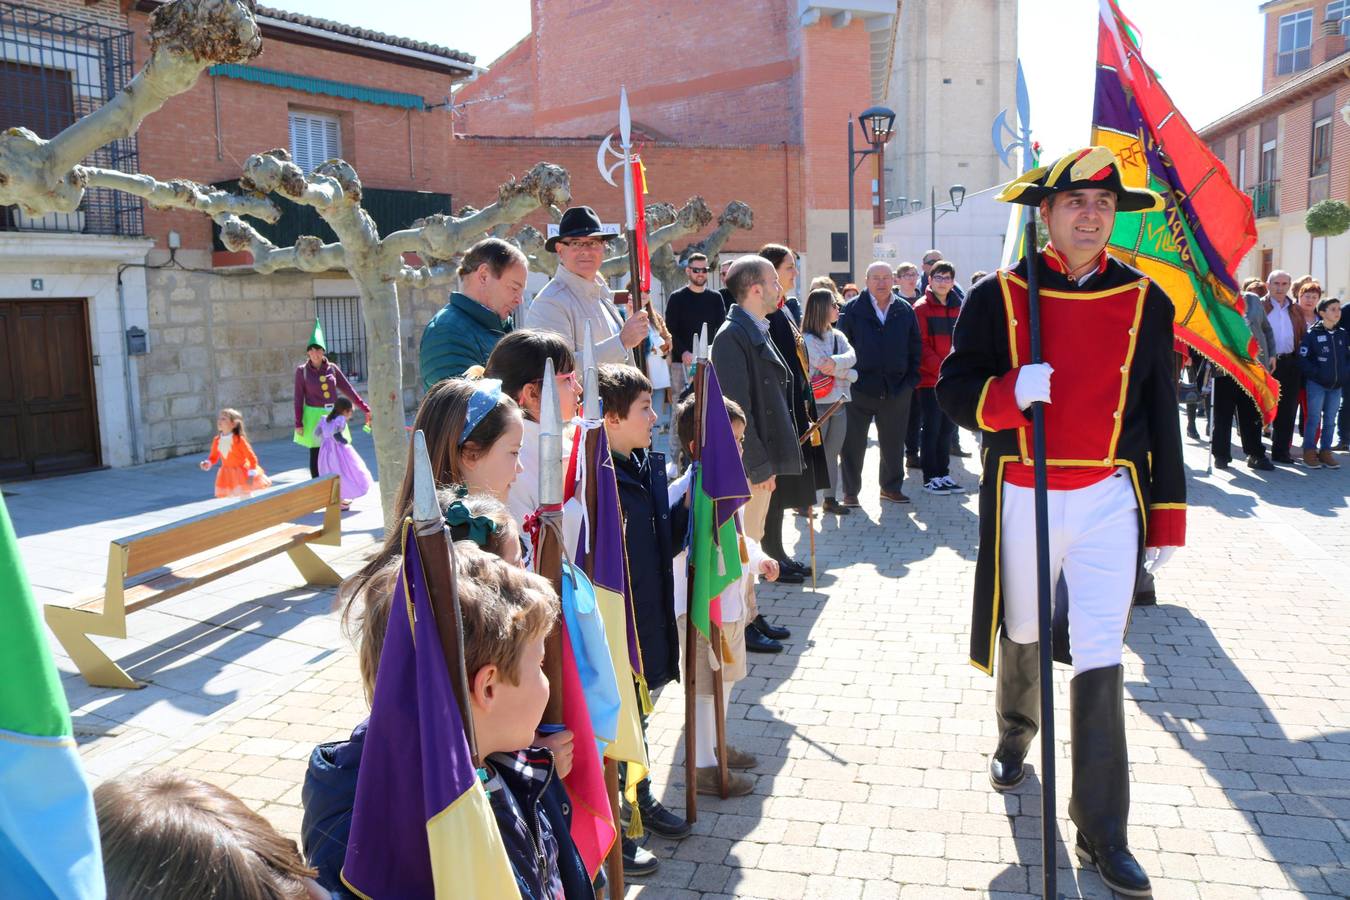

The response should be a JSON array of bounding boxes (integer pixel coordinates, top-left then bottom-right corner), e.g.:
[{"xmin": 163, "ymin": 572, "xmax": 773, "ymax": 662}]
[
  {"xmin": 996, "ymin": 146, "xmax": 1164, "ymax": 213},
  {"xmin": 545, "ymin": 205, "xmax": 618, "ymax": 252}
]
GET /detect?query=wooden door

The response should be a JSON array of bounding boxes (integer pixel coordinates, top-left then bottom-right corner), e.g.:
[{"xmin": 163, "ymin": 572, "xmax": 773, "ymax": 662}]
[{"xmin": 0, "ymin": 300, "xmax": 101, "ymax": 479}]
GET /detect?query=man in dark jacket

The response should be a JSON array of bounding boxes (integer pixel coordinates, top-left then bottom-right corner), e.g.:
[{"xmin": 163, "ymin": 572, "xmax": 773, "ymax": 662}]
[
  {"xmin": 665, "ymin": 252, "xmax": 728, "ymax": 397},
  {"xmin": 838, "ymin": 260, "xmax": 922, "ymax": 504},
  {"xmin": 419, "ymin": 238, "xmax": 527, "ymax": 388}
]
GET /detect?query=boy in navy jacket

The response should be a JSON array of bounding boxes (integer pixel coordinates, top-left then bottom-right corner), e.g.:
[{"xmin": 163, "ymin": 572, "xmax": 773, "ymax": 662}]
[{"xmin": 1298, "ymin": 297, "xmax": 1348, "ymax": 468}]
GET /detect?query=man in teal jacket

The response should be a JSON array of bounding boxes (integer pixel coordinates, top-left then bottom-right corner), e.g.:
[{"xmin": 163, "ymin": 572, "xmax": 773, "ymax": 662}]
[{"xmin": 419, "ymin": 237, "xmax": 529, "ymax": 389}]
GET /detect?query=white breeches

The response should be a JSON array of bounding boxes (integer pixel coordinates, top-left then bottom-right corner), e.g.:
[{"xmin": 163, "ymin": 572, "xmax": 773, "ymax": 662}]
[{"xmin": 1000, "ymin": 469, "xmax": 1139, "ymax": 675}]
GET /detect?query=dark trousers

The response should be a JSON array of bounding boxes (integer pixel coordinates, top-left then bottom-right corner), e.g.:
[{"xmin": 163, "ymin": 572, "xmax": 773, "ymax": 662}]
[
  {"xmin": 309, "ymin": 446, "xmax": 321, "ymax": 478},
  {"xmin": 1211, "ymin": 373, "xmax": 1265, "ymax": 462},
  {"xmin": 841, "ymin": 389, "xmax": 912, "ymax": 496},
  {"xmin": 761, "ymin": 488, "xmax": 788, "ymax": 561},
  {"xmin": 905, "ymin": 400, "xmax": 921, "ymax": 459},
  {"xmin": 1340, "ymin": 393, "xmax": 1350, "ymax": 445},
  {"xmin": 1271, "ymin": 354, "xmax": 1303, "ymax": 457},
  {"xmin": 918, "ymin": 387, "xmax": 954, "ymax": 481}
]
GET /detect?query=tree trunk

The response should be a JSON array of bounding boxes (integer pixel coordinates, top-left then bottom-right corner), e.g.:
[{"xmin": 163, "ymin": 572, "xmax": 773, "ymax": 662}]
[{"xmin": 358, "ymin": 277, "xmax": 408, "ymax": 522}]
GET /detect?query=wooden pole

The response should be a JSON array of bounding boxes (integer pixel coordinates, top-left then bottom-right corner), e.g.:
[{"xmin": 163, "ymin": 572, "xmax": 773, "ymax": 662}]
[
  {"xmin": 684, "ymin": 351, "xmax": 704, "ymax": 821},
  {"xmin": 1024, "ymin": 216, "xmax": 1059, "ymax": 900},
  {"xmin": 536, "ymin": 360, "xmax": 566, "ymax": 729},
  {"xmin": 410, "ymin": 431, "xmax": 480, "ymax": 767}
]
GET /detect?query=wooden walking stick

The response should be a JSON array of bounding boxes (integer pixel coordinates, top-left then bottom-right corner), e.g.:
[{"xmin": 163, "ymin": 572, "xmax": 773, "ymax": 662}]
[
  {"xmin": 1024, "ymin": 215, "xmax": 1060, "ymax": 900},
  {"xmin": 410, "ymin": 430, "xmax": 480, "ymax": 767}
]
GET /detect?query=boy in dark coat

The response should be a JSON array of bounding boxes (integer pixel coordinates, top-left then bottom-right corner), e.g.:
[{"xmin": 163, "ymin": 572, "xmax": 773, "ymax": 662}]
[{"xmin": 598, "ymin": 363, "xmax": 693, "ymax": 866}]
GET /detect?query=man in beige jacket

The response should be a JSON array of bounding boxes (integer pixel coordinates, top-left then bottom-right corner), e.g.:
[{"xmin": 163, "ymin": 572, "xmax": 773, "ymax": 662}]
[{"xmin": 529, "ymin": 205, "xmax": 649, "ymax": 364}]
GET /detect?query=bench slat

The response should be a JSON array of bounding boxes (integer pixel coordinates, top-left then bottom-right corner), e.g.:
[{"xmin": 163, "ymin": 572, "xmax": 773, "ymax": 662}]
[{"xmin": 122, "ymin": 478, "xmax": 338, "ymax": 576}]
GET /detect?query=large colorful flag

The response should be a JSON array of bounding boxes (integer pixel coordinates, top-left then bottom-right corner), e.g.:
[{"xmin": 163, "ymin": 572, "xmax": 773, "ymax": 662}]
[
  {"xmin": 1094, "ymin": 0, "xmax": 1280, "ymax": 421},
  {"xmin": 0, "ymin": 495, "xmax": 105, "ymax": 900},
  {"xmin": 555, "ymin": 561, "xmax": 618, "ymax": 876},
  {"xmin": 571, "ymin": 422, "xmax": 650, "ymax": 817},
  {"xmin": 342, "ymin": 523, "xmax": 520, "ymax": 899},
  {"xmin": 687, "ymin": 365, "xmax": 751, "ymax": 640}
]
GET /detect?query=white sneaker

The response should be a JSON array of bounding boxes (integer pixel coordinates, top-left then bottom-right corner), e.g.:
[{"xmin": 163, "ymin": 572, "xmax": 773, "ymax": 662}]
[
  {"xmin": 940, "ymin": 476, "xmax": 965, "ymax": 493},
  {"xmin": 923, "ymin": 478, "xmax": 951, "ymax": 494}
]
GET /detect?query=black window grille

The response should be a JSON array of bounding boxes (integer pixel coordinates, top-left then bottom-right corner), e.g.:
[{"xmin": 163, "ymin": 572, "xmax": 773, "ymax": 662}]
[
  {"xmin": 212, "ymin": 181, "xmax": 451, "ymax": 250},
  {"xmin": 0, "ymin": 1, "xmax": 142, "ymax": 236},
  {"xmin": 316, "ymin": 296, "xmax": 368, "ymax": 382}
]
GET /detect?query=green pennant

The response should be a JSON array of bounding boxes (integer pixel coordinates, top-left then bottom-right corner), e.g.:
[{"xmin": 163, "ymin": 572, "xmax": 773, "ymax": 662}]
[{"xmin": 308, "ymin": 317, "xmax": 327, "ymax": 351}]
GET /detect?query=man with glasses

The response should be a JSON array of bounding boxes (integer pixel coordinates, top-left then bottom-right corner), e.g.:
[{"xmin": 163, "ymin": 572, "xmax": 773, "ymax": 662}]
[
  {"xmin": 530, "ymin": 205, "xmax": 651, "ymax": 364},
  {"xmin": 918, "ymin": 249, "xmax": 965, "ymax": 302},
  {"xmin": 664, "ymin": 252, "xmax": 729, "ymax": 397}
]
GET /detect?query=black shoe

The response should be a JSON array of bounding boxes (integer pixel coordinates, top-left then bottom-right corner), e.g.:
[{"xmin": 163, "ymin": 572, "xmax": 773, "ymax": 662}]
[
  {"xmin": 950, "ymin": 446, "xmax": 972, "ymax": 458},
  {"xmin": 906, "ymin": 454, "xmax": 921, "ymax": 469},
  {"xmin": 1075, "ymin": 832, "xmax": 1152, "ymax": 897},
  {"xmin": 1133, "ymin": 590, "xmax": 1156, "ymax": 607},
  {"xmin": 637, "ymin": 792, "xmax": 691, "ymax": 839},
  {"xmin": 1068, "ymin": 665, "xmax": 1150, "ymax": 897},
  {"xmin": 745, "ymin": 624, "xmax": 784, "ymax": 653},
  {"xmin": 1186, "ymin": 424, "xmax": 1201, "ymax": 440},
  {"xmin": 773, "ymin": 567, "xmax": 804, "ymax": 584},
  {"xmin": 622, "ymin": 837, "xmax": 660, "ymax": 877},
  {"xmin": 822, "ymin": 498, "xmax": 852, "ymax": 515},
  {"xmin": 990, "ymin": 636, "xmax": 1039, "ymax": 792},
  {"xmin": 1246, "ymin": 454, "xmax": 1275, "ymax": 471},
  {"xmin": 1213, "ymin": 456, "xmax": 1231, "ymax": 469},
  {"xmin": 753, "ymin": 614, "xmax": 790, "ymax": 640},
  {"xmin": 1272, "ymin": 452, "xmax": 1296, "ymax": 464},
  {"xmin": 779, "ymin": 558, "xmax": 811, "ymax": 577}
]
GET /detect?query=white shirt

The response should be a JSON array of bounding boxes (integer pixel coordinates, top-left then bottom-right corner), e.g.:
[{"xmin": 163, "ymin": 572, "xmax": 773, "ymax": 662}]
[
  {"xmin": 872, "ymin": 292, "xmax": 893, "ymax": 323},
  {"xmin": 1268, "ymin": 295, "xmax": 1295, "ymax": 356},
  {"xmin": 666, "ymin": 468, "xmax": 767, "ymax": 623}
]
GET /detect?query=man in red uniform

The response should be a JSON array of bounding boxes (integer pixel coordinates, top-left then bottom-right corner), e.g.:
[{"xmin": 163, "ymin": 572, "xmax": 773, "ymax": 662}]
[{"xmin": 937, "ymin": 147, "xmax": 1186, "ymax": 897}]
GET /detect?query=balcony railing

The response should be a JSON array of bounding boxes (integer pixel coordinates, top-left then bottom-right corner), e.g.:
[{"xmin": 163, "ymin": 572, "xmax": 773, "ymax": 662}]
[
  {"xmin": 0, "ymin": 1, "xmax": 143, "ymax": 237},
  {"xmin": 1248, "ymin": 180, "xmax": 1280, "ymax": 219},
  {"xmin": 211, "ymin": 182, "xmax": 453, "ymax": 253}
]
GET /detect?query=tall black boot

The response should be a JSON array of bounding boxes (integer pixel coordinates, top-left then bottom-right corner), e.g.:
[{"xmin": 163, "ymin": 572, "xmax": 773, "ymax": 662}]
[
  {"xmin": 1069, "ymin": 665, "xmax": 1151, "ymax": 897},
  {"xmin": 989, "ymin": 635, "xmax": 1039, "ymax": 791}
]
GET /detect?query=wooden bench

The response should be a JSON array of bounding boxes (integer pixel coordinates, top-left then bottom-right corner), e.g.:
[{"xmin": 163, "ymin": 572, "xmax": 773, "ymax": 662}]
[{"xmin": 46, "ymin": 476, "xmax": 344, "ymax": 689}]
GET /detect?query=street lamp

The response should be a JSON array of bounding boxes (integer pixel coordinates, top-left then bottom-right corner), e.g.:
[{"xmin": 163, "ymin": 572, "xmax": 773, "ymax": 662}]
[
  {"xmin": 847, "ymin": 105, "xmax": 895, "ymax": 281},
  {"xmin": 930, "ymin": 183, "xmax": 967, "ymax": 250}
]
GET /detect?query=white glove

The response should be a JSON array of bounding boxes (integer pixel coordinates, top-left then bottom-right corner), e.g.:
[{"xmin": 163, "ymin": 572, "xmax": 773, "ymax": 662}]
[
  {"xmin": 1144, "ymin": 546, "xmax": 1177, "ymax": 574},
  {"xmin": 1013, "ymin": 363, "xmax": 1054, "ymax": 410}
]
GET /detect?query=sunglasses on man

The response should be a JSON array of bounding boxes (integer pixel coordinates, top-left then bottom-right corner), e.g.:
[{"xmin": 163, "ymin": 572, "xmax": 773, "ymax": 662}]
[{"xmin": 687, "ymin": 266, "xmax": 710, "ymax": 274}]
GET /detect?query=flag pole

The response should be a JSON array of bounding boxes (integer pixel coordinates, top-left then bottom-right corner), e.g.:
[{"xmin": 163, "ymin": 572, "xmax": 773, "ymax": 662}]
[
  {"xmin": 535, "ymin": 360, "xmax": 567, "ymax": 733},
  {"xmin": 410, "ymin": 431, "xmax": 479, "ymax": 768},
  {"xmin": 684, "ymin": 329, "xmax": 704, "ymax": 815},
  {"xmin": 697, "ymin": 326, "xmax": 731, "ymax": 800},
  {"xmin": 1024, "ymin": 214, "xmax": 1059, "ymax": 900},
  {"xmin": 579, "ymin": 326, "xmax": 626, "ymax": 900}
]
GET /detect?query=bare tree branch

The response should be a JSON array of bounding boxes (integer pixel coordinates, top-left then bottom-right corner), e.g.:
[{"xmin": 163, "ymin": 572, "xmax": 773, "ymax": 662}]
[
  {"xmin": 78, "ymin": 166, "xmax": 280, "ymax": 222},
  {"xmin": 651, "ymin": 200, "xmax": 754, "ymax": 290},
  {"xmin": 218, "ymin": 216, "xmax": 347, "ymax": 273},
  {"xmin": 599, "ymin": 195, "xmax": 713, "ymax": 277}
]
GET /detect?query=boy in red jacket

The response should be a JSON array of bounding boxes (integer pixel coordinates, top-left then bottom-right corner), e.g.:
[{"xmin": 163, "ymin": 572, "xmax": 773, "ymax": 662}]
[{"xmin": 914, "ymin": 260, "xmax": 964, "ymax": 494}]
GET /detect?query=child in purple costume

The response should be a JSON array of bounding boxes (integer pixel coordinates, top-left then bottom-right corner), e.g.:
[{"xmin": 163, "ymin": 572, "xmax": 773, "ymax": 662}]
[{"xmin": 314, "ymin": 398, "xmax": 373, "ymax": 508}]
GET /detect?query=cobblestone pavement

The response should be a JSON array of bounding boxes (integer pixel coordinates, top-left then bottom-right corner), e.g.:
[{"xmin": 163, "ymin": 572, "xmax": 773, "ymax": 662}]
[{"xmin": 12, "ymin": 421, "xmax": 1349, "ymax": 898}]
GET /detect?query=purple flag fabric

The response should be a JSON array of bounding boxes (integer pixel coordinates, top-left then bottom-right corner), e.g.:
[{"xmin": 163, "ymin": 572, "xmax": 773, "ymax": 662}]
[
  {"xmin": 341, "ymin": 524, "xmax": 518, "ymax": 898},
  {"xmin": 700, "ymin": 365, "xmax": 751, "ymax": 527}
]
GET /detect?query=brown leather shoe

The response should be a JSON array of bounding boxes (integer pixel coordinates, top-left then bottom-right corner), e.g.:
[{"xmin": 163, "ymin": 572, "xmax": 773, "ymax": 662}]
[
  {"xmin": 719, "ymin": 744, "xmax": 758, "ymax": 770},
  {"xmin": 1303, "ymin": 448, "xmax": 1322, "ymax": 468},
  {"xmin": 880, "ymin": 489, "xmax": 911, "ymax": 504},
  {"xmin": 1319, "ymin": 450, "xmax": 1340, "ymax": 468},
  {"xmin": 696, "ymin": 766, "xmax": 754, "ymax": 797}
]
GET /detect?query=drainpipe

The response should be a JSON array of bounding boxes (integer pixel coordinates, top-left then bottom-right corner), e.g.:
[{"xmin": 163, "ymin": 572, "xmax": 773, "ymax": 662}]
[{"xmin": 116, "ymin": 265, "xmax": 142, "ymax": 465}]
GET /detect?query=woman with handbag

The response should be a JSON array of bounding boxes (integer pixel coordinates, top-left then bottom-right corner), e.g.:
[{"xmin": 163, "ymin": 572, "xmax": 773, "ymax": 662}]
[{"xmin": 802, "ymin": 287, "xmax": 857, "ymax": 515}]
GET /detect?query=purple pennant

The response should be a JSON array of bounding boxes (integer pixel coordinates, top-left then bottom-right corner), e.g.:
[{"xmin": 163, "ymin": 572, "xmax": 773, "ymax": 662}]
[
  {"xmin": 699, "ymin": 365, "xmax": 751, "ymax": 527},
  {"xmin": 342, "ymin": 525, "xmax": 475, "ymax": 899}
]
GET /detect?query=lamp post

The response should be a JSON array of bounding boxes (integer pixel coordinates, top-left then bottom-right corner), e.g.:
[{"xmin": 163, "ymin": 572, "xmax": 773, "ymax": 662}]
[
  {"xmin": 930, "ymin": 184, "xmax": 967, "ymax": 250},
  {"xmin": 847, "ymin": 105, "xmax": 895, "ymax": 282}
]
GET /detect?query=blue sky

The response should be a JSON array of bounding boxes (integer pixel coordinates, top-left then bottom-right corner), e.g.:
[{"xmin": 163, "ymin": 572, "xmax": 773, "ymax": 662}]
[{"xmin": 270, "ymin": 0, "xmax": 1265, "ymax": 163}]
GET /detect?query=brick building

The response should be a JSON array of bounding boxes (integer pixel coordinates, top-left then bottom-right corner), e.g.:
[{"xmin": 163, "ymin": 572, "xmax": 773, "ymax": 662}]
[
  {"xmin": 1199, "ymin": 0, "xmax": 1350, "ymax": 294},
  {"xmin": 1, "ymin": 0, "xmax": 480, "ymax": 475}
]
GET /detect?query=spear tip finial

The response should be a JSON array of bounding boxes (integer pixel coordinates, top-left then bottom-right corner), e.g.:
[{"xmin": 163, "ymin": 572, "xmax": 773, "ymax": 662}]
[{"xmin": 412, "ymin": 429, "xmax": 439, "ymax": 523}]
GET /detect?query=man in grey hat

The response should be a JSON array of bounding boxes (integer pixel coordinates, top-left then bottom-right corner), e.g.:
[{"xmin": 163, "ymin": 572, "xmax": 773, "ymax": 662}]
[{"xmin": 529, "ymin": 205, "xmax": 650, "ymax": 364}]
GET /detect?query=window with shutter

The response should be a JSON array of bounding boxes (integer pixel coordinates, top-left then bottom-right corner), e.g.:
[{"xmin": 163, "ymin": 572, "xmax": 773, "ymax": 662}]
[{"xmin": 288, "ymin": 111, "xmax": 341, "ymax": 173}]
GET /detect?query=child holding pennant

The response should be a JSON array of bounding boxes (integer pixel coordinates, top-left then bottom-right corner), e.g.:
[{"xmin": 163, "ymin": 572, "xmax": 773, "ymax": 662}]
[{"xmin": 670, "ymin": 388, "xmax": 778, "ymax": 797}]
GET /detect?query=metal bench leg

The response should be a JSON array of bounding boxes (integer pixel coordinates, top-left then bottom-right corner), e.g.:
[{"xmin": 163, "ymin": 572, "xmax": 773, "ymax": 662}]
[
  {"xmin": 287, "ymin": 543, "xmax": 342, "ymax": 586},
  {"xmin": 44, "ymin": 605, "xmax": 141, "ymax": 690}
]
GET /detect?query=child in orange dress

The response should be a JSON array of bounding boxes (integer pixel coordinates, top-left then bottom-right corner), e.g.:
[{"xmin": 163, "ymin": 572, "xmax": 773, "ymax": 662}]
[{"xmin": 199, "ymin": 408, "xmax": 272, "ymax": 498}]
